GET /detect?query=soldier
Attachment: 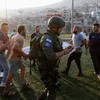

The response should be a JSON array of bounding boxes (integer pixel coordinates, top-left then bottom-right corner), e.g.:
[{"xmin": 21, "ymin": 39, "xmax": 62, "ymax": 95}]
[{"xmin": 37, "ymin": 16, "xmax": 73, "ymax": 100}]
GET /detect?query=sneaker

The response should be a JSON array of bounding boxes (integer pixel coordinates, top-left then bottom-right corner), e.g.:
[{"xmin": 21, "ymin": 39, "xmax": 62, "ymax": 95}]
[
  {"xmin": 0, "ymin": 82, "xmax": 12, "ymax": 87},
  {"xmin": 97, "ymin": 74, "xmax": 100, "ymax": 80}
]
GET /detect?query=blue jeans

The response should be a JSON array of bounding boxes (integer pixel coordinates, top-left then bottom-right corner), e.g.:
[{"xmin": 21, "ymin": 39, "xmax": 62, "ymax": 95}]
[{"xmin": 0, "ymin": 53, "xmax": 9, "ymax": 83}]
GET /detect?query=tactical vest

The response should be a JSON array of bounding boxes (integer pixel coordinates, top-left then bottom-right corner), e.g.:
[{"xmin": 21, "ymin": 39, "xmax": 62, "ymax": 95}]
[{"xmin": 38, "ymin": 30, "xmax": 63, "ymax": 70}]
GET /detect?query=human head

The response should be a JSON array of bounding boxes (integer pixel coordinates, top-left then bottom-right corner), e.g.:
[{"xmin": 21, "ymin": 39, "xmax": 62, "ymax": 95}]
[
  {"xmin": 82, "ymin": 28, "xmax": 88, "ymax": 35},
  {"xmin": 73, "ymin": 26, "xmax": 79, "ymax": 34},
  {"xmin": 13, "ymin": 29, "xmax": 17, "ymax": 32},
  {"xmin": 18, "ymin": 25, "xmax": 26, "ymax": 37},
  {"xmin": 92, "ymin": 23, "xmax": 99, "ymax": 33},
  {"xmin": 35, "ymin": 26, "xmax": 40, "ymax": 33},
  {"xmin": 82, "ymin": 28, "xmax": 86, "ymax": 33},
  {"xmin": 47, "ymin": 16, "xmax": 65, "ymax": 35},
  {"xmin": 1, "ymin": 22, "xmax": 9, "ymax": 33}
]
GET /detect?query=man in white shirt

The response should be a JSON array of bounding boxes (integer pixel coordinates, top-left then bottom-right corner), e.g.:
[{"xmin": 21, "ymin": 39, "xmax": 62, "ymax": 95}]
[
  {"xmin": 80, "ymin": 29, "xmax": 88, "ymax": 40},
  {"xmin": 80, "ymin": 29, "xmax": 88, "ymax": 54}
]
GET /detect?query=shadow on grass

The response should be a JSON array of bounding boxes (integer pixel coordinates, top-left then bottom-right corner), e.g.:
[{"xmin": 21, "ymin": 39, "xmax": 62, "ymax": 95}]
[
  {"xmin": 30, "ymin": 67, "xmax": 43, "ymax": 84},
  {"xmin": 0, "ymin": 80, "xmax": 36, "ymax": 100},
  {"xmin": 0, "ymin": 84, "xmax": 23, "ymax": 100},
  {"xmin": 0, "ymin": 70, "xmax": 37, "ymax": 100},
  {"xmin": 60, "ymin": 75, "xmax": 100, "ymax": 100},
  {"xmin": 20, "ymin": 86, "xmax": 36, "ymax": 100}
]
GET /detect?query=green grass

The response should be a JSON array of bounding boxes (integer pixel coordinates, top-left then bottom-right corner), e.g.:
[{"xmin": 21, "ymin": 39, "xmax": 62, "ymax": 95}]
[
  {"xmin": 60, "ymin": 33, "xmax": 71, "ymax": 38},
  {"xmin": 8, "ymin": 33, "xmax": 71, "ymax": 39},
  {"xmin": 0, "ymin": 38, "xmax": 100, "ymax": 100}
]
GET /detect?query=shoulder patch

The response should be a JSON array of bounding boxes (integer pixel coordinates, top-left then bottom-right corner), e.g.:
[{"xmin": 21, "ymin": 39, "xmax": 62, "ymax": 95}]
[
  {"xmin": 43, "ymin": 42, "xmax": 51, "ymax": 47},
  {"xmin": 46, "ymin": 38, "xmax": 52, "ymax": 43}
]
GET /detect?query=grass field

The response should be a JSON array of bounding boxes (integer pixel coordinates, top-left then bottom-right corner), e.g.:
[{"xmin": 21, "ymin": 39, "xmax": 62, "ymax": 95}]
[{"xmin": 0, "ymin": 37, "xmax": 100, "ymax": 100}]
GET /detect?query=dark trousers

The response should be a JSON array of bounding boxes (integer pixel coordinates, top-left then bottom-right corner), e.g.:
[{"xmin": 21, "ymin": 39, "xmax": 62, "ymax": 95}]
[
  {"xmin": 32, "ymin": 59, "xmax": 36, "ymax": 66},
  {"xmin": 90, "ymin": 52, "xmax": 100, "ymax": 74},
  {"xmin": 66, "ymin": 52, "xmax": 82, "ymax": 74}
]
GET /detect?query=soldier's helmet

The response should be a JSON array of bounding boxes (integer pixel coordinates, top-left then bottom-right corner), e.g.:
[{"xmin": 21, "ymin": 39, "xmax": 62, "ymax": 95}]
[{"xmin": 47, "ymin": 16, "xmax": 65, "ymax": 28}]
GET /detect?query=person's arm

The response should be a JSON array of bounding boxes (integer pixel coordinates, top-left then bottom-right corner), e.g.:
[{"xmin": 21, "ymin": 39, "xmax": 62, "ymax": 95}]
[
  {"xmin": 30, "ymin": 33, "xmax": 36, "ymax": 40},
  {"xmin": 0, "ymin": 33, "xmax": 9, "ymax": 52},
  {"xmin": 84, "ymin": 40, "xmax": 90, "ymax": 55},
  {"xmin": 55, "ymin": 46, "xmax": 73, "ymax": 59},
  {"xmin": 69, "ymin": 40, "xmax": 72, "ymax": 44},
  {"xmin": 80, "ymin": 33, "xmax": 88, "ymax": 48},
  {"xmin": 40, "ymin": 35, "xmax": 73, "ymax": 60},
  {"xmin": 13, "ymin": 38, "xmax": 28, "ymax": 58},
  {"xmin": 86, "ymin": 33, "xmax": 91, "ymax": 50},
  {"xmin": 86, "ymin": 40, "xmax": 90, "ymax": 49},
  {"xmin": 69, "ymin": 34, "xmax": 73, "ymax": 44},
  {"xmin": 30, "ymin": 34, "xmax": 33, "ymax": 41},
  {"xmin": 80, "ymin": 39, "xmax": 86, "ymax": 47},
  {"xmin": 84, "ymin": 39, "xmax": 87, "ymax": 49},
  {"xmin": 75, "ymin": 34, "xmax": 86, "ymax": 52},
  {"xmin": 85, "ymin": 33, "xmax": 91, "ymax": 55}
]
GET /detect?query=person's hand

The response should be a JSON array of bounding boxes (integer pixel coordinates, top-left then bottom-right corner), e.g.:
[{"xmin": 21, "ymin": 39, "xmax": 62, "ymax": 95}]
[
  {"xmin": 63, "ymin": 46, "xmax": 73, "ymax": 55},
  {"xmin": 23, "ymin": 54, "xmax": 29, "ymax": 60}
]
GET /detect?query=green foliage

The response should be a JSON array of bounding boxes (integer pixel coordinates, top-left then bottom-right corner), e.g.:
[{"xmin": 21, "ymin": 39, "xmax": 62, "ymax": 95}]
[{"xmin": 60, "ymin": 34, "xmax": 71, "ymax": 38}]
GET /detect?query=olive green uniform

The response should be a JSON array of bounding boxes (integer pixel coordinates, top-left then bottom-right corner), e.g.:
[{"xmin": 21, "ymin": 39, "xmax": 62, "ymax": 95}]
[{"xmin": 37, "ymin": 30, "xmax": 62, "ymax": 90}]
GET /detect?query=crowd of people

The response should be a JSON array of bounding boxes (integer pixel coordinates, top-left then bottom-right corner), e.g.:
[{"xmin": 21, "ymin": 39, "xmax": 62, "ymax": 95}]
[
  {"xmin": 0, "ymin": 16, "xmax": 100, "ymax": 99},
  {"xmin": 0, "ymin": 24, "xmax": 29, "ymax": 96}
]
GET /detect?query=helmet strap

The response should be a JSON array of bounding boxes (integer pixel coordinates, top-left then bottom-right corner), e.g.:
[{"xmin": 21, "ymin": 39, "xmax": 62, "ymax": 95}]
[{"xmin": 56, "ymin": 27, "xmax": 60, "ymax": 36}]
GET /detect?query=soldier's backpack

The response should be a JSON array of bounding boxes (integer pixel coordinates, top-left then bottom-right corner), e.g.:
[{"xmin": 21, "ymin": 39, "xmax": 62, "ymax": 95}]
[
  {"xmin": 29, "ymin": 34, "xmax": 42, "ymax": 60},
  {"xmin": 29, "ymin": 32, "xmax": 55, "ymax": 60}
]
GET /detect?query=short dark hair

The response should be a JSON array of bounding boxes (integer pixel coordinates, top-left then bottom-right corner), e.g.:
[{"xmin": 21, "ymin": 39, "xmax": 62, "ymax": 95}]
[
  {"xmin": 35, "ymin": 26, "xmax": 39, "ymax": 28},
  {"xmin": 93, "ymin": 23, "xmax": 99, "ymax": 27},
  {"xmin": 13, "ymin": 29, "xmax": 17, "ymax": 32},
  {"xmin": 73, "ymin": 26, "xmax": 79, "ymax": 30},
  {"xmin": 18, "ymin": 25, "xmax": 25, "ymax": 33},
  {"xmin": 1, "ymin": 22, "xmax": 8, "ymax": 27}
]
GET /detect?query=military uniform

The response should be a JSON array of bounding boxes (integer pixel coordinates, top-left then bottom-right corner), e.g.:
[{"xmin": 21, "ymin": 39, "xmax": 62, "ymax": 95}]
[
  {"xmin": 37, "ymin": 29, "xmax": 62, "ymax": 90},
  {"xmin": 37, "ymin": 16, "xmax": 66, "ymax": 100}
]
